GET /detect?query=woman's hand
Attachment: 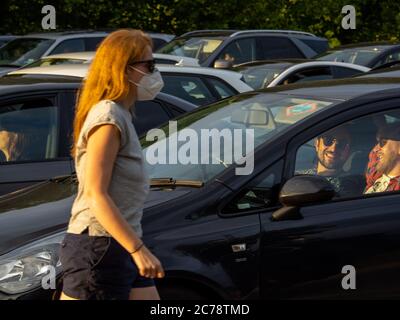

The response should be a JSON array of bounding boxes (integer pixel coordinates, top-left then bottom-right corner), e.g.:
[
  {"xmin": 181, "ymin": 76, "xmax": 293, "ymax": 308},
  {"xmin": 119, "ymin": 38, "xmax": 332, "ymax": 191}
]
[{"xmin": 131, "ymin": 245, "xmax": 165, "ymax": 279}]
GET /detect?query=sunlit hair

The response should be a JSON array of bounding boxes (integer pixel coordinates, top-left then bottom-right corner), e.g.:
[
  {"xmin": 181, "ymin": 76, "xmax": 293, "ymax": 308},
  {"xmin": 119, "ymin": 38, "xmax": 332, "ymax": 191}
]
[{"xmin": 71, "ymin": 29, "xmax": 152, "ymax": 157}]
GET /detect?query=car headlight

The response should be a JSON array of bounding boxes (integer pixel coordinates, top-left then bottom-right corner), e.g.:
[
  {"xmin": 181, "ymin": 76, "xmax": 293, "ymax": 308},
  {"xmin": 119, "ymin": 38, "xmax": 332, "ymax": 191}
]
[{"xmin": 0, "ymin": 232, "xmax": 65, "ymax": 295}]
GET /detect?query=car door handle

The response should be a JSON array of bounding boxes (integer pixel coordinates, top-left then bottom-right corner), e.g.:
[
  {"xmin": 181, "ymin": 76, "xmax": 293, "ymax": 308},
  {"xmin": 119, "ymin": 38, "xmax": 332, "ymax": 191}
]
[{"xmin": 231, "ymin": 243, "xmax": 247, "ymax": 253}]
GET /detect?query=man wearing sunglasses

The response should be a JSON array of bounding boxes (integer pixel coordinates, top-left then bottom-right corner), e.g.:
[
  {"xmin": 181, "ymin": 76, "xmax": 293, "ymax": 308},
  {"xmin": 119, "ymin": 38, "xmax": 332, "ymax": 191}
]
[
  {"xmin": 365, "ymin": 123, "xmax": 400, "ymax": 194},
  {"xmin": 299, "ymin": 125, "xmax": 363, "ymax": 197}
]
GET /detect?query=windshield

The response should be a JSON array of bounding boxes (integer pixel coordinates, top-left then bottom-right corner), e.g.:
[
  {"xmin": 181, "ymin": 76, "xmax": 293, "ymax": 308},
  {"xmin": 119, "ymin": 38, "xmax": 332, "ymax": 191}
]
[
  {"xmin": 0, "ymin": 38, "xmax": 55, "ymax": 67},
  {"xmin": 235, "ymin": 64, "xmax": 292, "ymax": 89},
  {"xmin": 142, "ymin": 93, "xmax": 335, "ymax": 182},
  {"xmin": 157, "ymin": 36, "xmax": 225, "ymax": 63},
  {"xmin": 316, "ymin": 48, "xmax": 383, "ymax": 66}
]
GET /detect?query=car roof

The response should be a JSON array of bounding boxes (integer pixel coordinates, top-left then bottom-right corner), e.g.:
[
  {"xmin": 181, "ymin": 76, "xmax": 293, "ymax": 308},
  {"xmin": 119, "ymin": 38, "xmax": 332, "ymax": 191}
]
[
  {"xmin": 147, "ymin": 32, "xmax": 175, "ymax": 41},
  {"xmin": 0, "ymin": 35, "xmax": 16, "ymax": 40},
  {"xmin": 8, "ymin": 64, "xmax": 89, "ymax": 77},
  {"xmin": 234, "ymin": 60, "xmax": 370, "ymax": 72},
  {"xmin": 153, "ymin": 53, "xmax": 200, "ymax": 66},
  {"xmin": 235, "ymin": 59, "xmax": 313, "ymax": 67},
  {"xmin": 0, "ymin": 74, "xmax": 81, "ymax": 95},
  {"xmin": 41, "ymin": 51, "xmax": 95, "ymax": 60},
  {"xmin": 329, "ymin": 43, "xmax": 400, "ymax": 51},
  {"xmin": 9, "ymin": 63, "xmax": 246, "ymax": 80},
  {"xmin": 260, "ymin": 76, "xmax": 400, "ymax": 101},
  {"xmin": 18, "ymin": 31, "xmax": 108, "ymax": 40},
  {"xmin": 157, "ymin": 65, "xmax": 243, "ymax": 77},
  {"xmin": 179, "ymin": 29, "xmax": 319, "ymax": 38}
]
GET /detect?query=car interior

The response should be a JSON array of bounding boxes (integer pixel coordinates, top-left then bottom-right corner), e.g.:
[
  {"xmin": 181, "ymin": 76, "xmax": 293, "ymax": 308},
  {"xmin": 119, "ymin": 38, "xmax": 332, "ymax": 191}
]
[{"xmin": 0, "ymin": 98, "xmax": 58, "ymax": 163}]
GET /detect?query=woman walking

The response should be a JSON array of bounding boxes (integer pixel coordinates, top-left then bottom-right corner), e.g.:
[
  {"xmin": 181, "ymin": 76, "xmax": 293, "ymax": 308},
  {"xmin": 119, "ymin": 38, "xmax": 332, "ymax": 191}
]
[{"xmin": 59, "ymin": 29, "xmax": 165, "ymax": 300}]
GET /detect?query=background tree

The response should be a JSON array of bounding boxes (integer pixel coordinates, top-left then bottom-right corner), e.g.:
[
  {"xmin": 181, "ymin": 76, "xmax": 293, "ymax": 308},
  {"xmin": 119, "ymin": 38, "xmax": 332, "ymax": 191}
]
[{"xmin": 1, "ymin": 0, "xmax": 399, "ymax": 47}]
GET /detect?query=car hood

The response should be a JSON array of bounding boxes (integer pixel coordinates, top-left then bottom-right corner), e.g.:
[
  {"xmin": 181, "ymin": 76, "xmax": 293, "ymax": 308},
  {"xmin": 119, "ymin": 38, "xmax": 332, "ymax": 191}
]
[{"xmin": 0, "ymin": 177, "xmax": 192, "ymax": 255}]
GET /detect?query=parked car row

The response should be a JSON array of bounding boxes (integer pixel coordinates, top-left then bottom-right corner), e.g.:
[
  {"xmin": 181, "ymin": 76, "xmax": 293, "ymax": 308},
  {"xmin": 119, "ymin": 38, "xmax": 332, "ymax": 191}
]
[
  {"xmin": 2, "ymin": 75, "xmax": 400, "ymax": 299},
  {"xmin": 0, "ymin": 73, "xmax": 198, "ymax": 196},
  {"xmin": 0, "ymin": 30, "xmax": 174, "ymax": 76},
  {"xmin": 7, "ymin": 63, "xmax": 253, "ymax": 105}
]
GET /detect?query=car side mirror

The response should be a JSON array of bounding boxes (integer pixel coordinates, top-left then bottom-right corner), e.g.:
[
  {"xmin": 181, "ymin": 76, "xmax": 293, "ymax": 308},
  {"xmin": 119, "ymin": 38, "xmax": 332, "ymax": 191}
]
[
  {"xmin": 271, "ymin": 175, "xmax": 335, "ymax": 221},
  {"xmin": 214, "ymin": 59, "xmax": 233, "ymax": 69}
]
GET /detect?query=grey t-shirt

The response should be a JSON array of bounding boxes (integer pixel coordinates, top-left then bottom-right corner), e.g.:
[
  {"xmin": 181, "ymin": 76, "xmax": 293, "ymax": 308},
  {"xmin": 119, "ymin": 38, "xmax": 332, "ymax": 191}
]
[{"xmin": 67, "ymin": 100, "xmax": 149, "ymax": 237}]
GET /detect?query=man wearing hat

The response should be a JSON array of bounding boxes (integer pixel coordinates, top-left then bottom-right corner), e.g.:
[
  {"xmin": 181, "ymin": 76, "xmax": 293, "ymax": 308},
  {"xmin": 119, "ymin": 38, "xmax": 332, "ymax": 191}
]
[
  {"xmin": 298, "ymin": 124, "xmax": 364, "ymax": 197},
  {"xmin": 365, "ymin": 123, "xmax": 400, "ymax": 194}
]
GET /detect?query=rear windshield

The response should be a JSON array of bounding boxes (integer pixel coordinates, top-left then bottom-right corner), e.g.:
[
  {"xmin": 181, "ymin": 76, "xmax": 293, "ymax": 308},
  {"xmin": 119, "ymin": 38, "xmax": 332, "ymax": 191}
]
[
  {"xmin": 0, "ymin": 38, "xmax": 55, "ymax": 67},
  {"xmin": 157, "ymin": 36, "xmax": 225, "ymax": 63}
]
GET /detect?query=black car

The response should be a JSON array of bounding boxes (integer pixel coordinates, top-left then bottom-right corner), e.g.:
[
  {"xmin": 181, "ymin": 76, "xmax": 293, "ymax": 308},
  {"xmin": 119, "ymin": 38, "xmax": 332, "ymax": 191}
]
[
  {"xmin": 0, "ymin": 74, "xmax": 196, "ymax": 196},
  {"xmin": 316, "ymin": 42, "xmax": 400, "ymax": 68},
  {"xmin": 157, "ymin": 29, "xmax": 328, "ymax": 68},
  {"xmin": 2, "ymin": 76, "xmax": 400, "ymax": 299}
]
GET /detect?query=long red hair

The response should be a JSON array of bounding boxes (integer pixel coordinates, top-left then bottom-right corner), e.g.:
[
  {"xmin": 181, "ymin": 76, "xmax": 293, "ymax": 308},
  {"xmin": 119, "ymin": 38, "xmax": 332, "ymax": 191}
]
[{"xmin": 71, "ymin": 29, "xmax": 152, "ymax": 157}]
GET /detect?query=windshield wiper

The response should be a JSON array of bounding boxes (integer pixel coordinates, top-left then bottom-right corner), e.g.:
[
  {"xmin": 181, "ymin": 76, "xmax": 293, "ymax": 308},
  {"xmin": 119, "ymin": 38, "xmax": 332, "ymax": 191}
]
[
  {"xmin": 0, "ymin": 64, "xmax": 21, "ymax": 68},
  {"xmin": 150, "ymin": 178, "xmax": 204, "ymax": 188}
]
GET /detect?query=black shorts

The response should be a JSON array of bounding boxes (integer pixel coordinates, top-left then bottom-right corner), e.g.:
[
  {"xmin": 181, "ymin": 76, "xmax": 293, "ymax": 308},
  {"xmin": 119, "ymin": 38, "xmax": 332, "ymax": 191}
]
[{"xmin": 59, "ymin": 231, "xmax": 155, "ymax": 300}]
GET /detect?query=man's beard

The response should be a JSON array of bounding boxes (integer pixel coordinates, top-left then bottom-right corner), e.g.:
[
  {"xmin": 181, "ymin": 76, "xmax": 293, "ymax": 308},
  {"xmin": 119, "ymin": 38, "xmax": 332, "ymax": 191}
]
[
  {"xmin": 377, "ymin": 151, "xmax": 397, "ymax": 175},
  {"xmin": 317, "ymin": 151, "xmax": 344, "ymax": 171}
]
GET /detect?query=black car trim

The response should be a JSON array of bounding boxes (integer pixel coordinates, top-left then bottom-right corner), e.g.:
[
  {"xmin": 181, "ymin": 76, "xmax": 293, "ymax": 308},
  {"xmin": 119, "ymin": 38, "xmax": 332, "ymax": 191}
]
[{"xmin": 217, "ymin": 158, "xmax": 285, "ymax": 218}]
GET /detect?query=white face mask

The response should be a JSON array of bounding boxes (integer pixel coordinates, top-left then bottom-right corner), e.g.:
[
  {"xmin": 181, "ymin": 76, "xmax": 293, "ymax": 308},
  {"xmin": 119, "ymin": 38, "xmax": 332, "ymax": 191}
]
[{"xmin": 128, "ymin": 66, "xmax": 164, "ymax": 101}]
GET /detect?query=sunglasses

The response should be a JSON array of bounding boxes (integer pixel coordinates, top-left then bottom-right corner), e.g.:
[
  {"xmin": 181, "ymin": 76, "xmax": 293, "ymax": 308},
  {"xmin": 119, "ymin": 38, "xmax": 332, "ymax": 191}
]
[
  {"xmin": 377, "ymin": 137, "xmax": 388, "ymax": 148},
  {"xmin": 320, "ymin": 135, "xmax": 349, "ymax": 149},
  {"xmin": 129, "ymin": 59, "xmax": 156, "ymax": 73}
]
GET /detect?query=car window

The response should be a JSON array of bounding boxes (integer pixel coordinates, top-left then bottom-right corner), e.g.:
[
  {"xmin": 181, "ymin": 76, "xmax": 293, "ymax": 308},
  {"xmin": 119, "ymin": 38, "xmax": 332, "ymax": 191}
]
[
  {"xmin": 294, "ymin": 109, "xmax": 400, "ymax": 200},
  {"xmin": 158, "ymin": 36, "xmax": 225, "ymax": 63},
  {"xmin": 25, "ymin": 58, "xmax": 86, "ymax": 68},
  {"xmin": 132, "ymin": 101, "xmax": 171, "ymax": 136},
  {"xmin": 222, "ymin": 160, "xmax": 283, "ymax": 214},
  {"xmin": 235, "ymin": 63, "xmax": 291, "ymax": 89},
  {"xmin": 0, "ymin": 98, "xmax": 59, "ymax": 163},
  {"xmin": 373, "ymin": 49, "xmax": 400, "ymax": 68},
  {"xmin": 0, "ymin": 38, "xmax": 55, "ymax": 66},
  {"xmin": 84, "ymin": 37, "xmax": 105, "ymax": 51},
  {"xmin": 217, "ymin": 38, "xmax": 257, "ymax": 65},
  {"xmin": 142, "ymin": 94, "xmax": 334, "ymax": 183},
  {"xmin": 282, "ymin": 67, "xmax": 333, "ymax": 85},
  {"xmin": 162, "ymin": 102, "xmax": 186, "ymax": 118},
  {"xmin": 51, "ymin": 38, "xmax": 85, "ymax": 55},
  {"xmin": 152, "ymin": 38, "xmax": 167, "ymax": 51},
  {"xmin": 332, "ymin": 66, "xmax": 364, "ymax": 78},
  {"xmin": 207, "ymin": 78, "xmax": 237, "ymax": 99},
  {"xmin": 316, "ymin": 49, "xmax": 383, "ymax": 66},
  {"xmin": 259, "ymin": 37, "xmax": 304, "ymax": 59},
  {"xmin": 161, "ymin": 74, "xmax": 216, "ymax": 106}
]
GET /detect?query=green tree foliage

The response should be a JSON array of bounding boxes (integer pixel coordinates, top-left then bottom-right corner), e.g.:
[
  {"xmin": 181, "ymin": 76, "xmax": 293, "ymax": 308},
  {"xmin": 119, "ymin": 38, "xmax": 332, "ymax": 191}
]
[{"xmin": 1, "ymin": 0, "xmax": 400, "ymax": 47}]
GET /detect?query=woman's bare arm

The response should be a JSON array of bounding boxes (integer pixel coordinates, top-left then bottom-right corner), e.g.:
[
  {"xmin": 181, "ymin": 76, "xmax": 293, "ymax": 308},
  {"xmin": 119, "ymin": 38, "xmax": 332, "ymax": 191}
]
[{"xmin": 84, "ymin": 124, "xmax": 164, "ymax": 278}]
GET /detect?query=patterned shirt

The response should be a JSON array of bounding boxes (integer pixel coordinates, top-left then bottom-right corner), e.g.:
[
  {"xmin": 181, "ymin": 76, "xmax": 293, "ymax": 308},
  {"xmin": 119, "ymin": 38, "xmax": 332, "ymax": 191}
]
[{"xmin": 365, "ymin": 144, "xmax": 400, "ymax": 193}]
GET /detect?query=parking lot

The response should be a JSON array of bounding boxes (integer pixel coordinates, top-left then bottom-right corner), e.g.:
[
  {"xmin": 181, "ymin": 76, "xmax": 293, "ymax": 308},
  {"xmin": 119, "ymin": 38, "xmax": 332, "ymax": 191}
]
[{"xmin": 1, "ymin": 1, "xmax": 400, "ymax": 301}]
